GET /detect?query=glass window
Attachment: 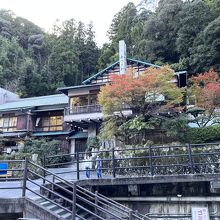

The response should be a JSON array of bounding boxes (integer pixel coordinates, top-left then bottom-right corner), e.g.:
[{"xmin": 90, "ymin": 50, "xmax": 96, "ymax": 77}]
[
  {"xmin": 90, "ymin": 94, "xmax": 98, "ymax": 105},
  {"xmin": 0, "ymin": 116, "xmax": 17, "ymax": 131},
  {"xmin": 79, "ymin": 96, "xmax": 89, "ymax": 106},
  {"xmin": 70, "ymin": 97, "xmax": 80, "ymax": 107},
  {"xmin": 42, "ymin": 118, "xmax": 49, "ymax": 127},
  {"xmin": 40, "ymin": 116, "xmax": 63, "ymax": 131}
]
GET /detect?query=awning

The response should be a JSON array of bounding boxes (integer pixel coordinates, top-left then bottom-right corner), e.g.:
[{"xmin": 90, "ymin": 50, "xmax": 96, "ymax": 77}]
[
  {"xmin": 31, "ymin": 131, "xmax": 70, "ymax": 137},
  {"xmin": 0, "ymin": 132, "xmax": 27, "ymax": 138},
  {"xmin": 69, "ymin": 132, "xmax": 88, "ymax": 139}
]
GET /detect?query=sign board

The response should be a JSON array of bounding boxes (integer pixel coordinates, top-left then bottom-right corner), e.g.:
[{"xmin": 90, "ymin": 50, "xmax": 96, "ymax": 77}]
[
  {"xmin": 119, "ymin": 40, "xmax": 127, "ymax": 74},
  {"xmin": 192, "ymin": 207, "xmax": 210, "ymax": 220}
]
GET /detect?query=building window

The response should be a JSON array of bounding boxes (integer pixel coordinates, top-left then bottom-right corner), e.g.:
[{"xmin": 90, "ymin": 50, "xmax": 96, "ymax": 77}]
[
  {"xmin": 0, "ymin": 116, "xmax": 17, "ymax": 132},
  {"xmin": 41, "ymin": 116, "xmax": 63, "ymax": 131},
  {"xmin": 70, "ymin": 94, "xmax": 98, "ymax": 107}
]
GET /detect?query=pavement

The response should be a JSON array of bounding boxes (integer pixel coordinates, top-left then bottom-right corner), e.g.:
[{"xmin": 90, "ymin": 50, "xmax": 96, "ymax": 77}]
[{"xmin": 0, "ymin": 166, "xmax": 111, "ymax": 199}]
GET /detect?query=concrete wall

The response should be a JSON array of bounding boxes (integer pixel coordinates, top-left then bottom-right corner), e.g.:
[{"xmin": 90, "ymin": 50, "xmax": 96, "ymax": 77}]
[
  {"xmin": 23, "ymin": 198, "xmax": 64, "ymax": 220},
  {"xmin": 0, "ymin": 198, "xmax": 23, "ymax": 214},
  {"xmin": 119, "ymin": 199, "xmax": 220, "ymax": 220},
  {"xmin": 0, "ymin": 198, "xmax": 23, "ymax": 220}
]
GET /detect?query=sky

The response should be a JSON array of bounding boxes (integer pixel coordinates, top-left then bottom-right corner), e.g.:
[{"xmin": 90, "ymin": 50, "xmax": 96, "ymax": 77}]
[{"xmin": 0, "ymin": 0, "xmax": 141, "ymax": 46}]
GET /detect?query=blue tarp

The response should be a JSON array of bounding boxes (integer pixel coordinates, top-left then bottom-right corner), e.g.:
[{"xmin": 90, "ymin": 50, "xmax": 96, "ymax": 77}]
[{"xmin": 0, "ymin": 163, "xmax": 8, "ymax": 174}]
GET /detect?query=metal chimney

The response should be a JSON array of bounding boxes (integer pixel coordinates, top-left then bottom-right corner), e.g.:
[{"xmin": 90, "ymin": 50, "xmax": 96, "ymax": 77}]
[{"xmin": 119, "ymin": 40, "xmax": 127, "ymax": 74}]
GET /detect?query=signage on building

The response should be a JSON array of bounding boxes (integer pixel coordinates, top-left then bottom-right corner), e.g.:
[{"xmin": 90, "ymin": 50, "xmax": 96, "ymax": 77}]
[
  {"xmin": 192, "ymin": 207, "xmax": 210, "ymax": 220},
  {"xmin": 119, "ymin": 40, "xmax": 127, "ymax": 74}
]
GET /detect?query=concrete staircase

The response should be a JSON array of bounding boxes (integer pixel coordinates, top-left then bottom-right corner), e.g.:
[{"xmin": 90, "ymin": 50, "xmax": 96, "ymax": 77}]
[{"xmin": 32, "ymin": 197, "xmax": 96, "ymax": 220}]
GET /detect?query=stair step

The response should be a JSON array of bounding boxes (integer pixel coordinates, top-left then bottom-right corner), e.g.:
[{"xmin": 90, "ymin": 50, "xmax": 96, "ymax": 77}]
[
  {"xmin": 31, "ymin": 196, "xmax": 42, "ymax": 201},
  {"xmin": 47, "ymin": 204, "xmax": 57, "ymax": 210},
  {"xmin": 34, "ymin": 198, "xmax": 45, "ymax": 203},
  {"xmin": 54, "ymin": 208, "xmax": 66, "ymax": 215},
  {"xmin": 61, "ymin": 211, "xmax": 72, "ymax": 218},
  {"xmin": 40, "ymin": 201, "xmax": 51, "ymax": 206}
]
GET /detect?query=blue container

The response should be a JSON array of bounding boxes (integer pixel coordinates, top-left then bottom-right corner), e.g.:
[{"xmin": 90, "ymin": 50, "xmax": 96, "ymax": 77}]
[{"xmin": 0, "ymin": 163, "xmax": 8, "ymax": 174}]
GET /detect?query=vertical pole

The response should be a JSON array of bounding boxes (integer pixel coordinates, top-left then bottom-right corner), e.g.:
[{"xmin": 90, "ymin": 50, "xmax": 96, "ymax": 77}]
[
  {"xmin": 22, "ymin": 158, "xmax": 28, "ymax": 197},
  {"xmin": 76, "ymin": 152, "xmax": 80, "ymax": 180},
  {"xmin": 112, "ymin": 147, "xmax": 116, "ymax": 178},
  {"xmin": 149, "ymin": 145, "xmax": 154, "ymax": 176},
  {"xmin": 72, "ymin": 182, "xmax": 76, "ymax": 220},
  {"xmin": 129, "ymin": 210, "xmax": 133, "ymax": 220},
  {"xmin": 187, "ymin": 143, "xmax": 194, "ymax": 174},
  {"xmin": 43, "ymin": 154, "xmax": 46, "ymax": 184},
  {"xmin": 95, "ymin": 190, "xmax": 98, "ymax": 217},
  {"xmin": 51, "ymin": 175, "xmax": 55, "ymax": 200}
]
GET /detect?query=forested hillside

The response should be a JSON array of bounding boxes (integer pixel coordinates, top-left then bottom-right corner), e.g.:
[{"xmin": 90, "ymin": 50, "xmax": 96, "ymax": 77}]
[
  {"xmin": 0, "ymin": 10, "xmax": 99, "ymax": 97},
  {"xmin": 0, "ymin": 0, "xmax": 219, "ymax": 97},
  {"xmin": 100, "ymin": 0, "xmax": 220, "ymax": 74}
]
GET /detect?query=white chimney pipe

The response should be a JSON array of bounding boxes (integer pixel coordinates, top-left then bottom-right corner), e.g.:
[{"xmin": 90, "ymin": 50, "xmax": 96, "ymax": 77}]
[{"xmin": 119, "ymin": 40, "xmax": 127, "ymax": 74}]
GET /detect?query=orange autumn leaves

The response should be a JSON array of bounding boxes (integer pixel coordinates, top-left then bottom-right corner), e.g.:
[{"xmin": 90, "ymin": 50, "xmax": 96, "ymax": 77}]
[
  {"xmin": 98, "ymin": 66, "xmax": 183, "ymax": 115},
  {"xmin": 190, "ymin": 69, "xmax": 220, "ymax": 111}
]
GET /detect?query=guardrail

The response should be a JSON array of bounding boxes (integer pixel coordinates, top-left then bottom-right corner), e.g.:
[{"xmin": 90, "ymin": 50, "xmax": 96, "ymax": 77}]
[
  {"xmin": 44, "ymin": 142, "xmax": 220, "ymax": 179},
  {"xmin": 65, "ymin": 104, "xmax": 102, "ymax": 115},
  {"xmin": 0, "ymin": 158, "xmax": 148, "ymax": 219},
  {"xmin": 64, "ymin": 103, "xmax": 131, "ymax": 115},
  {"xmin": 24, "ymin": 159, "xmax": 148, "ymax": 220},
  {"xmin": 0, "ymin": 159, "xmax": 25, "ymax": 189}
]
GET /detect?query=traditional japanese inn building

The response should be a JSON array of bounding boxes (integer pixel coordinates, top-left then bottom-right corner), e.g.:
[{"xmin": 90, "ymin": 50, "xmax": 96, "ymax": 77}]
[{"xmin": 0, "ymin": 41, "xmax": 186, "ymax": 154}]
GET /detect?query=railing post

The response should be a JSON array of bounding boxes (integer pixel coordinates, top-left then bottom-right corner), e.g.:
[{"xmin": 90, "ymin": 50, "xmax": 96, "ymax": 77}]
[
  {"xmin": 76, "ymin": 152, "xmax": 80, "ymax": 180},
  {"xmin": 187, "ymin": 143, "xmax": 195, "ymax": 174},
  {"xmin": 22, "ymin": 157, "xmax": 28, "ymax": 197},
  {"xmin": 51, "ymin": 175, "xmax": 55, "ymax": 200},
  {"xmin": 112, "ymin": 147, "xmax": 116, "ymax": 178},
  {"xmin": 95, "ymin": 190, "xmax": 98, "ymax": 217},
  {"xmin": 72, "ymin": 182, "xmax": 76, "ymax": 220},
  {"xmin": 43, "ymin": 154, "xmax": 46, "ymax": 184},
  {"xmin": 149, "ymin": 145, "xmax": 154, "ymax": 176},
  {"xmin": 129, "ymin": 210, "xmax": 133, "ymax": 220}
]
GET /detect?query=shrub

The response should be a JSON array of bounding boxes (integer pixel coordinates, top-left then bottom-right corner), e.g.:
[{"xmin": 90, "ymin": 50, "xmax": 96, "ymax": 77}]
[
  {"xmin": 186, "ymin": 125, "xmax": 220, "ymax": 143},
  {"xmin": 22, "ymin": 139, "xmax": 67, "ymax": 166}
]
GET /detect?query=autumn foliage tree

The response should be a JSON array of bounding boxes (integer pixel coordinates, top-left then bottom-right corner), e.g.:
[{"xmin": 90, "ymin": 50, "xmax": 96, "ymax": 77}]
[
  {"xmin": 188, "ymin": 69, "xmax": 220, "ymax": 127},
  {"xmin": 98, "ymin": 66, "xmax": 184, "ymax": 144}
]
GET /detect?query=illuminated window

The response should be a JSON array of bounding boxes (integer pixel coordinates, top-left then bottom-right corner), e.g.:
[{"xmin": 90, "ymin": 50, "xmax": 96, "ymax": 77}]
[
  {"xmin": 0, "ymin": 116, "xmax": 17, "ymax": 132},
  {"xmin": 41, "ymin": 116, "xmax": 63, "ymax": 131}
]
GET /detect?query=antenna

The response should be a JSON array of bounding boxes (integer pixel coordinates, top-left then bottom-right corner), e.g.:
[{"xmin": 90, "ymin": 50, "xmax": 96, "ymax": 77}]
[{"xmin": 119, "ymin": 40, "xmax": 127, "ymax": 74}]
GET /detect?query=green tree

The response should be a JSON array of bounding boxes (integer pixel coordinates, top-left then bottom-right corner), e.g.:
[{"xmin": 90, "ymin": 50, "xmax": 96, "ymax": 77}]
[
  {"xmin": 189, "ymin": 16, "xmax": 220, "ymax": 74},
  {"xmin": 142, "ymin": 0, "xmax": 183, "ymax": 63}
]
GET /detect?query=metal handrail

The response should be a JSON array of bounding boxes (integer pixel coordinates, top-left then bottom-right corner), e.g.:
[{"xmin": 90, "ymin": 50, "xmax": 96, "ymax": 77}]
[
  {"xmin": 44, "ymin": 142, "xmax": 220, "ymax": 179},
  {"xmin": 65, "ymin": 104, "xmax": 102, "ymax": 115},
  {"xmin": 26, "ymin": 160, "xmax": 130, "ymax": 219},
  {"xmin": 0, "ymin": 158, "xmax": 147, "ymax": 219}
]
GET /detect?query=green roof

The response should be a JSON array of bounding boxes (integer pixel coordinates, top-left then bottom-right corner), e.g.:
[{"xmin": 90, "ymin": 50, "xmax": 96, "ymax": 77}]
[
  {"xmin": 57, "ymin": 83, "xmax": 105, "ymax": 95},
  {"xmin": 82, "ymin": 58, "xmax": 161, "ymax": 85},
  {"xmin": 69, "ymin": 132, "xmax": 88, "ymax": 139},
  {"xmin": 0, "ymin": 132, "xmax": 27, "ymax": 138},
  {"xmin": 31, "ymin": 131, "xmax": 70, "ymax": 137},
  {"xmin": 0, "ymin": 94, "xmax": 68, "ymax": 111}
]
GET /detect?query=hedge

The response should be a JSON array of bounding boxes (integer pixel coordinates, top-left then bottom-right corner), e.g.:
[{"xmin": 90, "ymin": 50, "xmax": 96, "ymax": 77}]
[{"xmin": 186, "ymin": 124, "xmax": 220, "ymax": 144}]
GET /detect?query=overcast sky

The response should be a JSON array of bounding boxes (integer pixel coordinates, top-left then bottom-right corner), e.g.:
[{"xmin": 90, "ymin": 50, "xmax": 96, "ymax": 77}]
[{"xmin": 0, "ymin": 0, "xmax": 141, "ymax": 46}]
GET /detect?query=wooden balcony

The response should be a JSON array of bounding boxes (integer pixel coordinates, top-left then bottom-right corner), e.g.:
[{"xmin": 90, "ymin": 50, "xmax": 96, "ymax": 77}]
[
  {"xmin": 64, "ymin": 104, "xmax": 132, "ymax": 123},
  {"xmin": 65, "ymin": 104, "xmax": 101, "ymax": 115}
]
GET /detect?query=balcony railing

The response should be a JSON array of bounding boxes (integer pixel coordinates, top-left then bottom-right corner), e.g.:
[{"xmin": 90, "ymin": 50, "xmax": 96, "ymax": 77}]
[{"xmin": 65, "ymin": 104, "xmax": 102, "ymax": 115}]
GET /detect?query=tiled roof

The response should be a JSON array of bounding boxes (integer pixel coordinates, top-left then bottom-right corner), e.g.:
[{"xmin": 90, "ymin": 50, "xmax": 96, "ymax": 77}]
[
  {"xmin": 82, "ymin": 58, "xmax": 161, "ymax": 85},
  {"xmin": 57, "ymin": 83, "xmax": 105, "ymax": 95},
  {"xmin": 0, "ymin": 94, "xmax": 68, "ymax": 111},
  {"xmin": 0, "ymin": 132, "xmax": 27, "ymax": 138},
  {"xmin": 69, "ymin": 132, "xmax": 88, "ymax": 139},
  {"xmin": 31, "ymin": 131, "xmax": 70, "ymax": 137}
]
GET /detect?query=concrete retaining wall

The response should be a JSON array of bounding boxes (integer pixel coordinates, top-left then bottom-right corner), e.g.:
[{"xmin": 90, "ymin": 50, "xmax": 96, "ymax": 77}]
[
  {"xmin": 0, "ymin": 198, "xmax": 23, "ymax": 220},
  {"xmin": 23, "ymin": 198, "xmax": 64, "ymax": 220},
  {"xmin": 118, "ymin": 199, "xmax": 220, "ymax": 220}
]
